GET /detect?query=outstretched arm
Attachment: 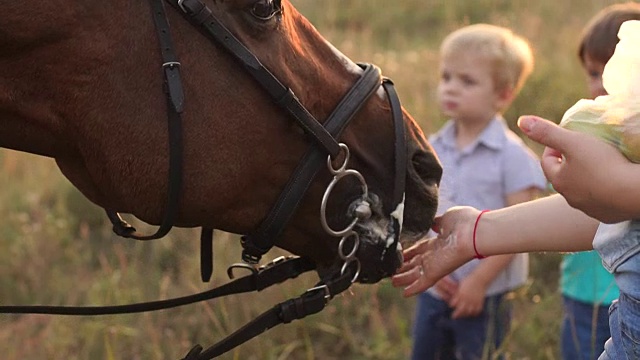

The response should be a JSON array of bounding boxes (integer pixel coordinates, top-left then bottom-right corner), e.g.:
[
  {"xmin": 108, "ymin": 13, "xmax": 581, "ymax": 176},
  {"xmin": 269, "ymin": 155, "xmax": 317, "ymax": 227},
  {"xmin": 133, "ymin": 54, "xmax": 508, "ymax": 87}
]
[
  {"xmin": 447, "ymin": 186, "xmax": 541, "ymax": 319},
  {"xmin": 392, "ymin": 194, "xmax": 598, "ymax": 297}
]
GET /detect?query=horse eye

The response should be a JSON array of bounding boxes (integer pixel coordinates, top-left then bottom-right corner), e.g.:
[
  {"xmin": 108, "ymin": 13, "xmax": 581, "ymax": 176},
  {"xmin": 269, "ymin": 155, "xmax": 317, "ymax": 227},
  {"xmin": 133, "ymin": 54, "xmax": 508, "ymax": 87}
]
[{"xmin": 250, "ymin": 0, "xmax": 280, "ymax": 20}]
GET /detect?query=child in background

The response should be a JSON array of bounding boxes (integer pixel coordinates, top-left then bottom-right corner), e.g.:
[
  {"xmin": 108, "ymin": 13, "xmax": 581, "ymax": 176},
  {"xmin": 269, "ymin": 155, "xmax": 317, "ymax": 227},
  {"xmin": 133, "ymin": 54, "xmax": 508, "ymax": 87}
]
[
  {"xmin": 560, "ymin": 4, "xmax": 640, "ymax": 360},
  {"xmin": 411, "ymin": 24, "xmax": 546, "ymax": 360}
]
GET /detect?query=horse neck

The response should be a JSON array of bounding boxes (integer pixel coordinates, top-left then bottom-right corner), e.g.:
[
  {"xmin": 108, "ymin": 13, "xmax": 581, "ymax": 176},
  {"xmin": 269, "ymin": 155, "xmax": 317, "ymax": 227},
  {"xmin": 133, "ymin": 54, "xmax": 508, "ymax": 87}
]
[{"xmin": 0, "ymin": 2, "xmax": 150, "ymax": 159}]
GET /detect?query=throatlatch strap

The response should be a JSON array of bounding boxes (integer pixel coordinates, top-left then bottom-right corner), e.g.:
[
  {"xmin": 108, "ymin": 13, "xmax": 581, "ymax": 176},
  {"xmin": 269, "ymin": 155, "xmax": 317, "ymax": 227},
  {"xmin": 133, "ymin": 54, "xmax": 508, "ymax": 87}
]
[{"xmin": 106, "ymin": 0, "xmax": 185, "ymax": 241}]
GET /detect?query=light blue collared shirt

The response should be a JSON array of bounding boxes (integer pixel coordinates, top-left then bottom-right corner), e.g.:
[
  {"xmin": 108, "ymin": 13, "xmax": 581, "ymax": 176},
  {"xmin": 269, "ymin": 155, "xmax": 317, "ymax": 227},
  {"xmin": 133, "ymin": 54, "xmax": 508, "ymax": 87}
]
[{"xmin": 428, "ymin": 116, "xmax": 547, "ymax": 296}]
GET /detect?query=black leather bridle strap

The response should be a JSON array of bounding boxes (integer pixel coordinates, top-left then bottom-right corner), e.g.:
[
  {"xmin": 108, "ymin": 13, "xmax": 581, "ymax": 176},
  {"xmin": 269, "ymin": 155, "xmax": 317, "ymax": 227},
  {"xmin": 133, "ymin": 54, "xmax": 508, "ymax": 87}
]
[
  {"xmin": 241, "ymin": 63, "xmax": 383, "ymax": 263},
  {"xmin": 384, "ymin": 79, "xmax": 406, "ymax": 212},
  {"xmin": 0, "ymin": 257, "xmax": 316, "ymax": 316},
  {"xmin": 381, "ymin": 78, "xmax": 407, "ymax": 258},
  {"xmin": 182, "ymin": 270, "xmax": 354, "ymax": 360},
  {"xmin": 106, "ymin": 0, "xmax": 185, "ymax": 241},
  {"xmin": 199, "ymin": 227, "xmax": 214, "ymax": 281},
  {"xmin": 170, "ymin": 0, "xmax": 342, "ymax": 158}
]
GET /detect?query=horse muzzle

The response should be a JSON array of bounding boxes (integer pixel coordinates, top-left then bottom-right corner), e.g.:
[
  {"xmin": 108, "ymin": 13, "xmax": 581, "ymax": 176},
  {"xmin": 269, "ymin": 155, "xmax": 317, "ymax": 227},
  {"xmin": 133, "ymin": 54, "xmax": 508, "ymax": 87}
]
[
  {"xmin": 345, "ymin": 195, "xmax": 405, "ymax": 284},
  {"xmin": 355, "ymin": 233, "xmax": 404, "ymax": 284}
]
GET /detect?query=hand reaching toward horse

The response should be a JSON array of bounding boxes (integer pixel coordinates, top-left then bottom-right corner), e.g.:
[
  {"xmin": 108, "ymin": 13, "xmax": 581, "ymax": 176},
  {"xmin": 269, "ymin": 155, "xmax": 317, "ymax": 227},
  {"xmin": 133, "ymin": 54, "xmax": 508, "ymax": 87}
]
[
  {"xmin": 393, "ymin": 195, "xmax": 601, "ymax": 299},
  {"xmin": 392, "ymin": 206, "xmax": 479, "ymax": 297}
]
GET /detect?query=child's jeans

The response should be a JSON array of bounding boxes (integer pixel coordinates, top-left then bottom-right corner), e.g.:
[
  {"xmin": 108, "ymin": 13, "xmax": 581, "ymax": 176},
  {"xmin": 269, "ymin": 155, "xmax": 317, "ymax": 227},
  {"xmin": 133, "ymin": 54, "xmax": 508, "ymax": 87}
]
[
  {"xmin": 411, "ymin": 291, "xmax": 510, "ymax": 360},
  {"xmin": 561, "ymin": 295, "xmax": 611, "ymax": 360},
  {"xmin": 595, "ymin": 220, "xmax": 640, "ymax": 359}
]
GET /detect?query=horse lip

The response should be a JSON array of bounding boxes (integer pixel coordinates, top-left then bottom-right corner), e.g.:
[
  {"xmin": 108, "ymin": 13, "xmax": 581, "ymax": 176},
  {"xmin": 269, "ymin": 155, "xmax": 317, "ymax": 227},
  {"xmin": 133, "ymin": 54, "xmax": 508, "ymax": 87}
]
[
  {"xmin": 353, "ymin": 217, "xmax": 404, "ymax": 283},
  {"xmin": 399, "ymin": 230, "xmax": 429, "ymax": 248},
  {"xmin": 356, "ymin": 246, "xmax": 402, "ymax": 283}
]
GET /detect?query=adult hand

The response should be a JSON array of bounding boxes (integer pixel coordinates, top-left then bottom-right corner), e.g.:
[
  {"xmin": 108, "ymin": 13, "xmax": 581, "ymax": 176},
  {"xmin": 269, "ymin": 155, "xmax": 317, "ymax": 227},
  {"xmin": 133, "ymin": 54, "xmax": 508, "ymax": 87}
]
[
  {"xmin": 392, "ymin": 206, "xmax": 478, "ymax": 297},
  {"xmin": 518, "ymin": 116, "xmax": 633, "ymax": 223}
]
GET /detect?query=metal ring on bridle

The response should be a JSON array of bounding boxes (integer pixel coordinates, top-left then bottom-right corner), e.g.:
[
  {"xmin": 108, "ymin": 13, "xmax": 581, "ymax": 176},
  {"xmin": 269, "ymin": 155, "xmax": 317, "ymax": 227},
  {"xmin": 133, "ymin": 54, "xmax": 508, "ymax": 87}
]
[
  {"xmin": 338, "ymin": 231, "xmax": 360, "ymax": 261},
  {"xmin": 327, "ymin": 143, "xmax": 350, "ymax": 175},
  {"xmin": 320, "ymin": 169, "xmax": 368, "ymax": 237},
  {"xmin": 340, "ymin": 257, "xmax": 361, "ymax": 283},
  {"xmin": 177, "ymin": 0, "xmax": 188, "ymax": 13},
  {"xmin": 319, "ymin": 142, "xmax": 370, "ymax": 284}
]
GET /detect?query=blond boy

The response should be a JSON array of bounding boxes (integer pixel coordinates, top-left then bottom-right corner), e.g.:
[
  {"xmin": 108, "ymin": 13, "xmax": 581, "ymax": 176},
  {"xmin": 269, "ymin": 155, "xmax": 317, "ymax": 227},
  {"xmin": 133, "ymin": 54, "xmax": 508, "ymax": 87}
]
[{"xmin": 411, "ymin": 24, "xmax": 546, "ymax": 360}]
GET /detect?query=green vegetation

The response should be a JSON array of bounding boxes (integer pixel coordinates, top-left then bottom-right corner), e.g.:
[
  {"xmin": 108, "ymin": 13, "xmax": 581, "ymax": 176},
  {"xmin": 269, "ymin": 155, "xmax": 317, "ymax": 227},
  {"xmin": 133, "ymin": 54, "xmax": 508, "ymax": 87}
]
[{"xmin": 1, "ymin": 1, "xmax": 627, "ymax": 359}]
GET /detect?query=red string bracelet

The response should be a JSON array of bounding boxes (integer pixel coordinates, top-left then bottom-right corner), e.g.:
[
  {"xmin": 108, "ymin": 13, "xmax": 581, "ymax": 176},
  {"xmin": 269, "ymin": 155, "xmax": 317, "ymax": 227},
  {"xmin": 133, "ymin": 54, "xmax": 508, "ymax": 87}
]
[{"xmin": 472, "ymin": 210, "xmax": 490, "ymax": 259}]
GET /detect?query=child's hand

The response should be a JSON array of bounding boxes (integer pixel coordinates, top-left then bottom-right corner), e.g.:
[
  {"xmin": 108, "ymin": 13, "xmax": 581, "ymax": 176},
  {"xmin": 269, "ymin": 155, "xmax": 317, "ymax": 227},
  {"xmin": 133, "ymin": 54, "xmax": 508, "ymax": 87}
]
[
  {"xmin": 434, "ymin": 276, "xmax": 458, "ymax": 303},
  {"xmin": 450, "ymin": 277, "xmax": 486, "ymax": 319}
]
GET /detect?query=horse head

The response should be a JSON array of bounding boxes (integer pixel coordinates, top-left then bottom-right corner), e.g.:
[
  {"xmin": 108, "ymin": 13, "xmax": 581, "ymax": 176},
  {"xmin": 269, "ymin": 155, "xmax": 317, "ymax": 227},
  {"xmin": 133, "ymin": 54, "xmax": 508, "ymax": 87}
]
[
  {"xmin": 0, "ymin": 0, "xmax": 441, "ymax": 284},
  {"xmin": 205, "ymin": 0, "xmax": 443, "ymax": 282}
]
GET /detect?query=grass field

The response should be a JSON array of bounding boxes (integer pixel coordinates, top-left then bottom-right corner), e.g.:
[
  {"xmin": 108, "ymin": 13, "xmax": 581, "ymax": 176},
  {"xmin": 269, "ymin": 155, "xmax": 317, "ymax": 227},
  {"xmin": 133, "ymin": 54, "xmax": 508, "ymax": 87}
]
[{"xmin": 1, "ymin": 1, "xmax": 632, "ymax": 359}]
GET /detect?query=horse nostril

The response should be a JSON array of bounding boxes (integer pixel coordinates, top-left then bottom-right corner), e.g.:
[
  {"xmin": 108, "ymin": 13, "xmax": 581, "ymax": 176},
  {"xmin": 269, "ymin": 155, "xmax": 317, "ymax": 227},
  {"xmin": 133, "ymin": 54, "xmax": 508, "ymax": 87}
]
[{"xmin": 411, "ymin": 149, "xmax": 442, "ymax": 185}]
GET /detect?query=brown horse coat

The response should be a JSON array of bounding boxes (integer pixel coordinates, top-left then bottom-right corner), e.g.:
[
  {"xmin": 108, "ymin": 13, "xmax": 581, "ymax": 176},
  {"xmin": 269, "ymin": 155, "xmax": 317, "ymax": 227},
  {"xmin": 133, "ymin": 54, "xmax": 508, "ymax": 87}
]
[{"xmin": 0, "ymin": 0, "xmax": 441, "ymax": 269}]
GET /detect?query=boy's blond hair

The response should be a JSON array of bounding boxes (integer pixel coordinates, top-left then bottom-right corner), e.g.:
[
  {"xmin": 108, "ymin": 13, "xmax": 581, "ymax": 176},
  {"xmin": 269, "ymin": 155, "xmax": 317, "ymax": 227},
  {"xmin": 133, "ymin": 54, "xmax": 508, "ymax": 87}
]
[{"xmin": 440, "ymin": 24, "xmax": 534, "ymax": 99}]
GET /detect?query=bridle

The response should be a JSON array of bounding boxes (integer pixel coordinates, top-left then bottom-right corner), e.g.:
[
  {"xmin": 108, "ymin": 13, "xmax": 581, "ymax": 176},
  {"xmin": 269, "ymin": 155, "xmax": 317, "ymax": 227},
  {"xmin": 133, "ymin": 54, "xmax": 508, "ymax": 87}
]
[{"xmin": 0, "ymin": 0, "xmax": 408, "ymax": 358}]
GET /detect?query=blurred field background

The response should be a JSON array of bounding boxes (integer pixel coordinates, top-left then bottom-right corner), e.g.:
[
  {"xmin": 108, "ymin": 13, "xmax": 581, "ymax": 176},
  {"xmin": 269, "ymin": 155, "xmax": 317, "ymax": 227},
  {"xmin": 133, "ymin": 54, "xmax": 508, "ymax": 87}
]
[{"xmin": 0, "ymin": 0, "xmax": 631, "ymax": 359}]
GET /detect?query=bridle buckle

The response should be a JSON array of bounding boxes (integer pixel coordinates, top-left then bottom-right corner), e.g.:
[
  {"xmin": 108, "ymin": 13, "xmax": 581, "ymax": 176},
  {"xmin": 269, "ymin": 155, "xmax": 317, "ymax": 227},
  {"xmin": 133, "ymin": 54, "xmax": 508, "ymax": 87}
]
[{"xmin": 306, "ymin": 284, "xmax": 331, "ymax": 303}]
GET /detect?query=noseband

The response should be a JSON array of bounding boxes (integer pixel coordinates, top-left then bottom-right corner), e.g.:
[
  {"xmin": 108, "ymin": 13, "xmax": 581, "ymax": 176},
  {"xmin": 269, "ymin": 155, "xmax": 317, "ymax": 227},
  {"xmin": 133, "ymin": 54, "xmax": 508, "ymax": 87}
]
[{"xmin": 1, "ymin": 0, "xmax": 408, "ymax": 358}]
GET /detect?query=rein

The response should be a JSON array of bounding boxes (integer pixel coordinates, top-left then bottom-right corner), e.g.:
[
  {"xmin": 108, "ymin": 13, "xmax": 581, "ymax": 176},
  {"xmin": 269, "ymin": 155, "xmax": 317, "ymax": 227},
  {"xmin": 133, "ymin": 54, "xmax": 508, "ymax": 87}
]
[
  {"xmin": 0, "ymin": 256, "xmax": 353, "ymax": 359},
  {"xmin": 1, "ymin": 0, "xmax": 408, "ymax": 358}
]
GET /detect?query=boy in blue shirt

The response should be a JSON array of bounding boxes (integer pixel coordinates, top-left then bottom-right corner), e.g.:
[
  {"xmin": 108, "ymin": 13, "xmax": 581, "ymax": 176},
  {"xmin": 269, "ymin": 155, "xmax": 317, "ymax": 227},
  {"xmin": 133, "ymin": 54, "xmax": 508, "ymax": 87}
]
[{"xmin": 411, "ymin": 24, "xmax": 546, "ymax": 360}]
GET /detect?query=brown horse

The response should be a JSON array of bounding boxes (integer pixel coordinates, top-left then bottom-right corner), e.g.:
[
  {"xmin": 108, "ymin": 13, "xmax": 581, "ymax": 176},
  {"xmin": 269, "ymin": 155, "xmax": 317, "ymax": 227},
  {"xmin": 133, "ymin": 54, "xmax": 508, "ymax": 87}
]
[{"xmin": 0, "ymin": 0, "xmax": 440, "ymax": 284}]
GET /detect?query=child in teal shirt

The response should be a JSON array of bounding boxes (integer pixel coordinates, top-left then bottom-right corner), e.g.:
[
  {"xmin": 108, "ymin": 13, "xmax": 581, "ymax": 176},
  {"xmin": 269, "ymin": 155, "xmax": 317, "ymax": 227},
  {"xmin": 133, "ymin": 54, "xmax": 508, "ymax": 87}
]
[
  {"xmin": 560, "ymin": 251, "xmax": 619, "ymax": 360},
  {"xmin": 559, "ymin": 4, "xmax": 640, "ymax": 359}
]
